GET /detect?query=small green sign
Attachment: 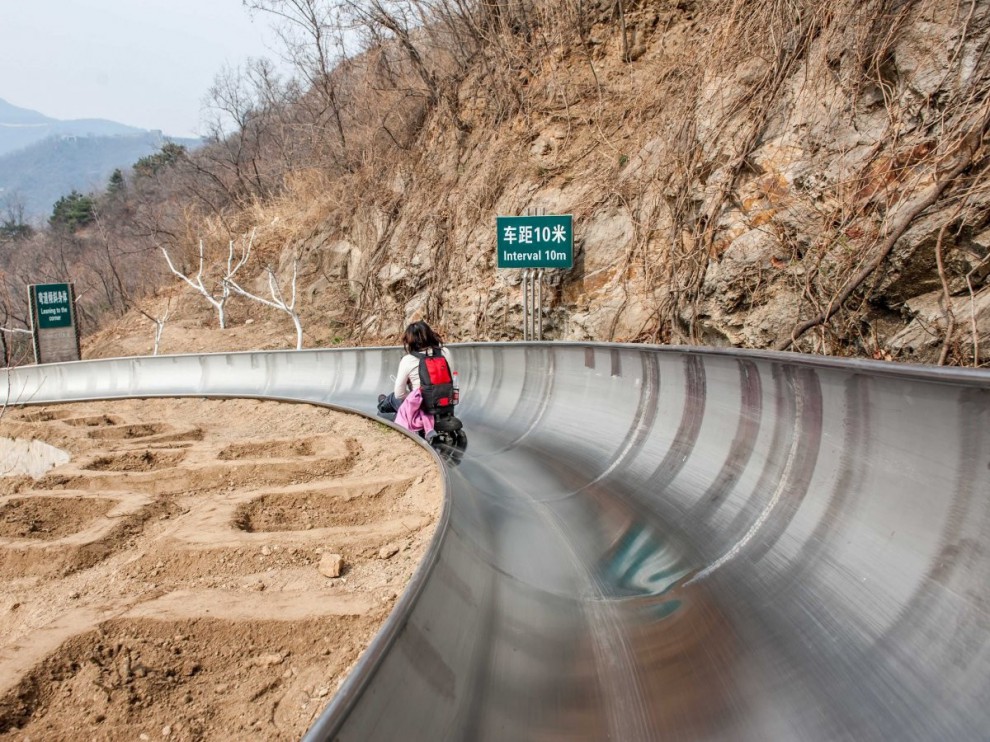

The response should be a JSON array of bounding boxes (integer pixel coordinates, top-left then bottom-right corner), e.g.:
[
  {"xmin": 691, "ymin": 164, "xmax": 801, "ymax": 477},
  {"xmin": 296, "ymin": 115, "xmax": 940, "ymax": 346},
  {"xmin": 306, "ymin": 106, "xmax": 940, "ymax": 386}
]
[
  {"xmin": 32, "ymin": 283, "xmax": 73, "ymax": 329},
  {"xmin": 497, "ymin": 215, "xmax": 573, "ymax": 269}
]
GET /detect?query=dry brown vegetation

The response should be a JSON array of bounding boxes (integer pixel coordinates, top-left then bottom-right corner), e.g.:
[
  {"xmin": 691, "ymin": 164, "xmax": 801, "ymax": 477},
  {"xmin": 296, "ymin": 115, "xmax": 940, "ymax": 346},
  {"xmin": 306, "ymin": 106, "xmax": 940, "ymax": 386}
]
[{"xmin": 2, "ymin": 0, "xmax": 989, "ymax": 365}]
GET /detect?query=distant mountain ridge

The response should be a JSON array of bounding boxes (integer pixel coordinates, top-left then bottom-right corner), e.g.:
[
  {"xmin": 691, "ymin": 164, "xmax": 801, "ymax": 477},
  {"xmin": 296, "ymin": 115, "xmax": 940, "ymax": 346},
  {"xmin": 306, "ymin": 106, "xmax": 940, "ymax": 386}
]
[
  {"xmin": 0, "ymin": 98, "xmax": 50, "ymax": 126},
  {"xmin": 0, "ymin": 98, "xmax": 199, "ymax": 220},
  {"xmin": 0, "ymin": 98, "xmax": 149, "ymax": 157}
]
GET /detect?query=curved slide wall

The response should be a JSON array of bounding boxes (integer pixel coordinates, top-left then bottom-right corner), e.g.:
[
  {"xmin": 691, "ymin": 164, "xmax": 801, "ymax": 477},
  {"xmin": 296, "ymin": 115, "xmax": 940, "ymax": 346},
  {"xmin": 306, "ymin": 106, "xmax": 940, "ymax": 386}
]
[{"xmin": 5, "ymin": 344, "xmax": 990, "ymax": 741}]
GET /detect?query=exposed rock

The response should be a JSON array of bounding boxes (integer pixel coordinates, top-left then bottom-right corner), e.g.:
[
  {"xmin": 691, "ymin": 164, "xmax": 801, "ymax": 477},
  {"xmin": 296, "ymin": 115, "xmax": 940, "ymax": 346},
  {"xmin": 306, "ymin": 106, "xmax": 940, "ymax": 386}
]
[
  {"xmin": 319, "ymin": 553, "xmax": 344, "ymax": 578},
  {"xmin": 889, "ymin": 288, "xmax": 990, "ymax": 364},
  {"xmin": 378, "ymin": 544, "xmax": 399, "ymax": 560},
  {"xmin": 324, "ymin": 0, "xmax": 990, "ymax": 359}
]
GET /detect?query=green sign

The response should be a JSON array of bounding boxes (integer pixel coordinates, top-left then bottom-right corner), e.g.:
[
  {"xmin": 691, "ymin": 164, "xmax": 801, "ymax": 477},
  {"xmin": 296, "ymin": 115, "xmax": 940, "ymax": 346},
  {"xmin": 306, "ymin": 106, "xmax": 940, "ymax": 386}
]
[
  {"xmin": 31, "ymin": 283, "xmax": 73, "ymax": 329},
  {"xmin": 497, "ymin": 215, "xmax": 573, "ymax": 269}
]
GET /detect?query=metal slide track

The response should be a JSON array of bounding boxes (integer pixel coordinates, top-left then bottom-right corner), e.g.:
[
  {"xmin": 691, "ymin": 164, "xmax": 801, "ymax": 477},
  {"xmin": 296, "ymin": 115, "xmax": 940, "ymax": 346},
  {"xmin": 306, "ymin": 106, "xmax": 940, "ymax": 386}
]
[{"xmin": 6, "ymin": 343, "xmax": 990, "ymax": 741}]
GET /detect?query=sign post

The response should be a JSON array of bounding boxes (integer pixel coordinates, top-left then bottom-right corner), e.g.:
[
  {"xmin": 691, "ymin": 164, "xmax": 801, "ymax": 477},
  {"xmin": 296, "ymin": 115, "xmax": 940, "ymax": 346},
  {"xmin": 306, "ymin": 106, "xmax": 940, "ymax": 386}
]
[
  {"xmin": 29, "ymin": 282, "xmax": 81, "ymax": 364},
  {"xmin": 497, "ymin": 214, "xmax": 573, "ymax": 340}
]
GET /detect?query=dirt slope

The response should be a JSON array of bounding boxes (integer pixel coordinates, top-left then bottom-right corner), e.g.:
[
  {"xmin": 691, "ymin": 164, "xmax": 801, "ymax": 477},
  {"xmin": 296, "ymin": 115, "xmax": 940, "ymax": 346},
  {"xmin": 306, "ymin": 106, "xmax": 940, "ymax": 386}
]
[{"xmin": 0, "ymin": 397, "xmax": 441, "ymax": 740}]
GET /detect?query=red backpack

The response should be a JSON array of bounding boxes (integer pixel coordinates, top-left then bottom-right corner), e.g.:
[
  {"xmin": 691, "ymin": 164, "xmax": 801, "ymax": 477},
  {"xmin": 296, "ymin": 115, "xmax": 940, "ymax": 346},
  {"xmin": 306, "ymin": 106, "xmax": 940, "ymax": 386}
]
[{"xmin": 415, "ymin": 347, "xmax": 454, "ymax": 416}]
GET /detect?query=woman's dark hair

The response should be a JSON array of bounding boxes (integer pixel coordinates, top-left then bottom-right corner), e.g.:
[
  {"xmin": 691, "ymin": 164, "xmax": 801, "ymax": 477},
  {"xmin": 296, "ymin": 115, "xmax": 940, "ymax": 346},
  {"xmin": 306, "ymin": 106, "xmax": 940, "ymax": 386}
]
[{"xmin": 403, "ymin": 321, "xmax": 443, "ymax": 354}]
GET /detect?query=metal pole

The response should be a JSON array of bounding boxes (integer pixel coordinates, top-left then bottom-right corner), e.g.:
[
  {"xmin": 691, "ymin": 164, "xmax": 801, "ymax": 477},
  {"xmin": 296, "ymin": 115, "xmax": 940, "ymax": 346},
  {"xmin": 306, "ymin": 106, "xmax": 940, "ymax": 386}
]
[
  {"xmin": 522, "ymin": 269, "xmax": 530, "ymax": 341},
  {"xmin": 536, "ymin": 270, "xmax": 543, "ymax": 341},
  {"xmin": 536, "ymin": 208, "xmax": 546, "ymax": 342},
  {"xmin": 527, "ymin": 270, "xmax": 535, "ymax": 340},
  {"xmin": 524, "ymin": 207, "xmax": 534, "ymax": 342}
]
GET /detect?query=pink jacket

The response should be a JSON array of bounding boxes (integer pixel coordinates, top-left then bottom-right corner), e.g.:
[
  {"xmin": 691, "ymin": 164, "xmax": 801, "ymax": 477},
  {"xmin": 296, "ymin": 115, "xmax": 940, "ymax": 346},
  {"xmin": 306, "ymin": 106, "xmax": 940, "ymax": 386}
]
[{"xmin": 395, "ymin": 388, "xmax": 435, "ymax": 437}]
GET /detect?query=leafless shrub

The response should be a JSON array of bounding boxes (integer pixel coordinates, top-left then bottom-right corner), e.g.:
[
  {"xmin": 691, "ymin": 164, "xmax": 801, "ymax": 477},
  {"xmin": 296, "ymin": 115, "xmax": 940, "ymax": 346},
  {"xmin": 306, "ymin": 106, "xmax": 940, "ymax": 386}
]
[{"xmin": 161, "ymin": 233, "xmax": 255, "ymax": 329}]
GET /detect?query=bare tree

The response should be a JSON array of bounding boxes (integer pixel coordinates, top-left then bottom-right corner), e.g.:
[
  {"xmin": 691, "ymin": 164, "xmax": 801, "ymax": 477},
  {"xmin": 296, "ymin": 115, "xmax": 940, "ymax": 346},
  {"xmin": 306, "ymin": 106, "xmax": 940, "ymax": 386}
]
[
  {"xmin": 246, "ymin": 0, "xmax": 352, "ymax": 159},
  {"xmin": 201, "ymin": 60, "xmax": 293, "ymax": 201},
  {"xmin": 224, "ymin": 241, "xmax": 305, "ymax": 349},
  {"xmin": 161, "ymin": 232, "xmax": 254, "ymax": 329},
  {"xmin": 132, "ymin": 295, "xmax": 174, "ymax": 356}
]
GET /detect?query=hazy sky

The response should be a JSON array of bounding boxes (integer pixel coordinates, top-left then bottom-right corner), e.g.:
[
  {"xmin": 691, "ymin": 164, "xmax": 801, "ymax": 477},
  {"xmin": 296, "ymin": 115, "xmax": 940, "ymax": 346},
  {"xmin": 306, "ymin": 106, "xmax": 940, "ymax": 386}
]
[{"xmin": 0, "ymin": 0, "xmax": 290, "ymax": 138}]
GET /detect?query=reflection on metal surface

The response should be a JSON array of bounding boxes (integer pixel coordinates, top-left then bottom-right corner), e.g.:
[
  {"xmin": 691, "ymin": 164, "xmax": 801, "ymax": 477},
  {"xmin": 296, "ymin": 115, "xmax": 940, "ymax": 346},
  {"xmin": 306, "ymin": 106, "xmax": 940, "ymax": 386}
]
[
  {"xmin": 599, "ymin": 523, "xmax": 694, "ymax": 599},
  {"xmin": 6, "ymin": 344, "xmax": 990, "ymax": 741}
]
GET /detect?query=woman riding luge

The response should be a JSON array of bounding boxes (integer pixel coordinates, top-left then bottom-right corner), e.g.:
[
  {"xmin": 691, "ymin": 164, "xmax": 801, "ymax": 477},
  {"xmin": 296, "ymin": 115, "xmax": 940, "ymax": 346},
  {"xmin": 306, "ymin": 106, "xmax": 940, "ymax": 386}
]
[
  {"xmin": 377, "ymin": 321, "xmax": 454, "ymax": 416},
  {"xmin": 377, "ymin": 320, "xmax": 465, "ymax": 458}
]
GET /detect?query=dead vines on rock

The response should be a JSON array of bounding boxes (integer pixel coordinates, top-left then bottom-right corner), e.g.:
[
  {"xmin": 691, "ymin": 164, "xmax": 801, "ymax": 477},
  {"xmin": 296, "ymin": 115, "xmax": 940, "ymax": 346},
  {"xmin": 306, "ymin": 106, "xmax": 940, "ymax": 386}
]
[{"xmin": 779, "ymin": 110, "xmax": 990, "ymax": 351}]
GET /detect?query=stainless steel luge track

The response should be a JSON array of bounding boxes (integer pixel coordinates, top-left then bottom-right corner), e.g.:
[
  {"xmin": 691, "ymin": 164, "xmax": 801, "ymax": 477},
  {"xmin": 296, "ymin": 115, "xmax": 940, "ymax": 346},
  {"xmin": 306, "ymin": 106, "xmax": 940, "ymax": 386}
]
[{"xmin": 6, "ymin": 344, "xmax": 990, "ymax": 741}]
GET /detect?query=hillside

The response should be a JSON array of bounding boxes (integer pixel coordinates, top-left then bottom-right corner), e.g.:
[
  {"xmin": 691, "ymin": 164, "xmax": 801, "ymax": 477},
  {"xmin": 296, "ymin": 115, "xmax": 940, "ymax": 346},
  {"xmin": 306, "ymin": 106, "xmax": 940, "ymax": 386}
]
[
  {"xmin": 0, "ymin": 133, "xmax": 167, "ymax": 219},
  {"xmin": 331, "ymin": 0, "xmax": 990, "ymax": 364},
  {"xmin": 0, "ymin": 98, "xmax": 202, "ymax": 221},
  {"xmin": 17, "ymin": 0, "xmax": 990, "ymax": 367}
]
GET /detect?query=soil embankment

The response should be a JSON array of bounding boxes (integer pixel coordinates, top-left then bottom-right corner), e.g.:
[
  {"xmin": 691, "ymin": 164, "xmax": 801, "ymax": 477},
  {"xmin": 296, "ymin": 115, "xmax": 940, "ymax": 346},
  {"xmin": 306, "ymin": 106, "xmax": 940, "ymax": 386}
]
[{"xmin": 0, "ymin": 398, "xmax": 441, "ymax": 740}]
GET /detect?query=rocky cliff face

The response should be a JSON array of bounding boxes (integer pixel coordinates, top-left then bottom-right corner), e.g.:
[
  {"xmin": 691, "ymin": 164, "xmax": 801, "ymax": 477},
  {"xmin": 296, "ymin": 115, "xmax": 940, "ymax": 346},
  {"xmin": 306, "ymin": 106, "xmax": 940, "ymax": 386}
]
[{"xmin": 285, "ymin": 0, "xmax": 990, "ymax": 364}]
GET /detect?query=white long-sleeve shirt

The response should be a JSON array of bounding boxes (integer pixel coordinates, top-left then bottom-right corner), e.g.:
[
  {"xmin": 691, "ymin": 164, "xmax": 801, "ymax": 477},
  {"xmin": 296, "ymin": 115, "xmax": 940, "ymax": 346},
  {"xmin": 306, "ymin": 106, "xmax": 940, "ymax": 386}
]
[{"xmin": 394, "ymin": 347, "xmax": 454, "ymax": 400}]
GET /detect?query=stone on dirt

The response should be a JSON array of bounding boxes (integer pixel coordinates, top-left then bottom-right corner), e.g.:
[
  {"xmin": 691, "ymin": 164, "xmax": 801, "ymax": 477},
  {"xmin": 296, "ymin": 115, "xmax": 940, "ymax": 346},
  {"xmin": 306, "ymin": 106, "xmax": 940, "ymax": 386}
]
[{"xmin": 319, "ymin": 553, "xmax": 344, "ymax": 578}]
